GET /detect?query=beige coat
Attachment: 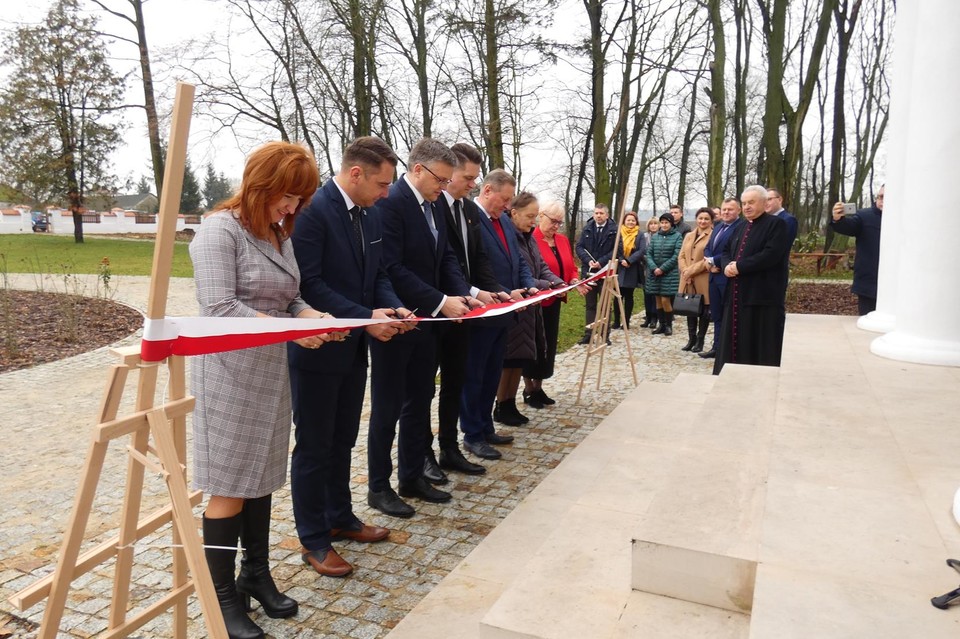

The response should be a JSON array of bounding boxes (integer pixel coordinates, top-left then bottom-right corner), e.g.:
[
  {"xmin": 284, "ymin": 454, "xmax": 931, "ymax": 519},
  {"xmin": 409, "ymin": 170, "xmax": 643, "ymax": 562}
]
[{"xmin": 677, "ymin": 227, "xmax": 713, "ymax": 303}]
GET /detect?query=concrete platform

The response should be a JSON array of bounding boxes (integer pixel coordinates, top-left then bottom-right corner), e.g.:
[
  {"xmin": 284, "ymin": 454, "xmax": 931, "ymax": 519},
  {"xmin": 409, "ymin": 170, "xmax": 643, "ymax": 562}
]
[{"xmin": 386, "ymin": 315, "xmax": 960, "ymax": 638}]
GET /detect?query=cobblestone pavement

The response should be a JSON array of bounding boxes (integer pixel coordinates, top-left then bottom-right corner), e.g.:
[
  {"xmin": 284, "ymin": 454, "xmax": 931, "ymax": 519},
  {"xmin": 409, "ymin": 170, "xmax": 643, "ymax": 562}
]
[{"xmin": 0, "ymin": 274, "xmax": 712, "ymax": 638}]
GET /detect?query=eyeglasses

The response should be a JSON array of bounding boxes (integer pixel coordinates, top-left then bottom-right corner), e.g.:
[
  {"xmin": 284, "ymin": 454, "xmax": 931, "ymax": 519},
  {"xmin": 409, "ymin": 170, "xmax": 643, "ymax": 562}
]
[
  {"xmin": 543, "ymin": 216, "xmax": 563, "ymax": 227},
  {"xmin": 420, "ymin": 164, "xmax": 452, "ymax": 187}
]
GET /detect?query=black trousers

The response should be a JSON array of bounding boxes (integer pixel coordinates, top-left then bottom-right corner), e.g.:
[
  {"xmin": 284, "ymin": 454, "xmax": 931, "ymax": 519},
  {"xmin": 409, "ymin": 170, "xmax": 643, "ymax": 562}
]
[
  {"xmin": 857, "ymin": 295, "xmax": 877, "ymax": 316},
  {"xmin": 368, "ymin": 334, "xmax": 437, "ymax": 491},
  {"xmin": 434, "ymin": 323, "xmax": 470, "ymax": 450},
  {"xmin": 290, "ymin": 361, "xmax": 366, "ymax": 551}
]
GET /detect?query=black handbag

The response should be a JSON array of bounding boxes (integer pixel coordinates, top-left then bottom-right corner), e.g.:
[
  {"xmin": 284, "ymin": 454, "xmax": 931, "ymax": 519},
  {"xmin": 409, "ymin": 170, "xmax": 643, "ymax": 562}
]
[{"xmin": 674, "ymin": 288, "xmax": 704, "ymax": 317}]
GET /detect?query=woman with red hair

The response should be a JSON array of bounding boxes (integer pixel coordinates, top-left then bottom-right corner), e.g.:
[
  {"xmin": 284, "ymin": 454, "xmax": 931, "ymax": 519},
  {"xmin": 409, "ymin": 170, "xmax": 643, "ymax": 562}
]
[{"xmin": 190, "ymin": 142, "xmax": 345, "ymax": 639}]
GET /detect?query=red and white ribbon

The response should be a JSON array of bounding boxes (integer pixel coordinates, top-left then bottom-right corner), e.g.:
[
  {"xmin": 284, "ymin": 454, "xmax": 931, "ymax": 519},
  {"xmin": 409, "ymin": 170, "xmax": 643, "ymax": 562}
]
[{"xmin": 140, "ymin": 265, "xmax": 611, "ymax": 362}]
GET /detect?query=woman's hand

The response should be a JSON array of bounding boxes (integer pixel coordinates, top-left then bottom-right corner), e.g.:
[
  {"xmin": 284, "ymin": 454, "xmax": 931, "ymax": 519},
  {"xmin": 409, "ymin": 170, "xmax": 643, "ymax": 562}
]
[{"xmin": 654, "ymin": 267, "xmax": 664, "ymax": 277}]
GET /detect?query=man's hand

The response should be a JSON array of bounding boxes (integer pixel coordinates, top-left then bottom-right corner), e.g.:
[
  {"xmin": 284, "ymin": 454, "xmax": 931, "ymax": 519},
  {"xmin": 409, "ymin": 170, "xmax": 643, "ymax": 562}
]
[
  {"xmin": 475, "ymin": 290, "xmax": 498, "ymax": 305},
  {"xmin": 589, "ymin": 260, "xmax": 601, "ymax": 270},
  {"xmin": 394, "ymin": 307, "xmax": 418, "ymax": 333},
  {"xmin": 831, "ymin": 201, "xmax": 845, "ymax": 222},
  {"xmin": 724, "ymin": 261, "xmax": 739, "ymax": 278},
  {"xmin": 465, "ymin": 296, "xmax": 485, "ymax": 309},
  {"xmin": 365, "ymin": 308, "xmax": 401, "ymax": 342},
  {"xmin": 440, "ymin": 296, "xmax": 470, "ymax": 319}
]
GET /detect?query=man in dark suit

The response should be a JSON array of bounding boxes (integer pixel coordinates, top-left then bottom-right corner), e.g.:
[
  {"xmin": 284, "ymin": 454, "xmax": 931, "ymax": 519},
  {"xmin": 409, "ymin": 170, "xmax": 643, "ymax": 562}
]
[
  {"xmin": 766, "ymin": 188, "xmax": 798, "ymax": 248},
  {"xmin": 289, "ymin": 137, "xmax": 410, "ymax": 577},
  {"xmin": 714, "ymin": 185, "xmax": 792, "ymax": 375},
  {"xmin": 368, "ymin": 138, "xmax": 475, "ymax": 518},
  {"xmin": 574, "ymin": 203, "xmax": 618, "ymax": 345},
  {"xmin": 670, "ymin": 204, "xmax": 692, "ymax": 236},
  {"xmin": 460, "ymin": 169, "xmax": 537, "ymax": 461},
  {"xmin": 829, "ymin": 185, "xmax": 883, "ymax": 315},
  {"xmin": 700, "ymin": 197, "xmax": 744, "ymax": 359},
  {"xmin": 424, "ymin": 143, "xmax": 507, "ymax": 482}
]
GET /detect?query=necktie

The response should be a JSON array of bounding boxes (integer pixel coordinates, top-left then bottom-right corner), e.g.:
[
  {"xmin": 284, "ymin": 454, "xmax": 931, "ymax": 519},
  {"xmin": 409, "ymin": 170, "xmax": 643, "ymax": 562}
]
[
  {"xmin": 423, "ymin": 200, "xmax": 438, "ymax": 245},
  {"xmin": 713, "ymin": 224, "xmax": 728, "ymax": 248},
  {"xmin": 454, "ymin": 200, "xmax": 470, "ymax": 279},
  {"xmin": 454, "ymin": 199, "xmax": 465, "ymax": 237},
  {"xmin": 492, "ymin": 217, "xmax": 510, "ymax": 255},
  {"xmin": 348, "ymin": 206, "xmax": 364, "ymax": 257}
]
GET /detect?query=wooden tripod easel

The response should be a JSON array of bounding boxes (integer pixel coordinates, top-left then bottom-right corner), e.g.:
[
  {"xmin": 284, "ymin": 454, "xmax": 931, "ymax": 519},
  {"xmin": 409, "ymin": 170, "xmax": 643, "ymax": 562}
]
[
  {"xmin": 8, "ymin": 83, "xmax": 228, "ymax": 639},
  {"xmin": 575, "ymin": 202, "xmax": 639, "ymax": 404}
]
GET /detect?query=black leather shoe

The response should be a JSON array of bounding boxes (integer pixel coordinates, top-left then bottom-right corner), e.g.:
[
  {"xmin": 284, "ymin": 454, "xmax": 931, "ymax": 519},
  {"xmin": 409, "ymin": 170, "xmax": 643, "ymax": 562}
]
[
  {"xmin": 423, "ymin": 451, "xmax": 449, "ymax": 485},
  {"xmin": 398, "ymin": 477, "xmax": 452, "ymax": 503},
  {"xmin": 534, "ymin": 389, "xmax": 556, "ymax": 406},
  {"xmin": 439, "ymin": 446, "xmax": 486, "ymax": 475},
  {"xmin": 367, "ymin": 488, "xmax": 415, "ymax": 518},
  {"xmin": 698, "ymin": 348, "xmax": 716, "ymax": 359},
  {"xmin": 522, "ymin": 391, "xmax": 545, "ymax": 409},
  {"xmin": 577, "ymin": 333, "xmax": 591, "ymax": 345},
  {"xmin": 486, "ymin": 431, "xmax": 514, "ymax": 445},
  {"xmin": 464, "ymin": 440, "xmax": 502, "ymax": 460}
]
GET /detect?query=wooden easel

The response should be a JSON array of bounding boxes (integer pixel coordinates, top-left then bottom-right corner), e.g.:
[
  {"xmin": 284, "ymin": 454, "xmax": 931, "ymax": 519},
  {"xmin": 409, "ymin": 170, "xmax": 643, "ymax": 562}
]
[
  {"xmin": 8, "ymin": 83, "xmax": 228, "ymax": 639},
  {"xmin": 576, "ymin": 202, "xmax": 639, "ymax": 404}
]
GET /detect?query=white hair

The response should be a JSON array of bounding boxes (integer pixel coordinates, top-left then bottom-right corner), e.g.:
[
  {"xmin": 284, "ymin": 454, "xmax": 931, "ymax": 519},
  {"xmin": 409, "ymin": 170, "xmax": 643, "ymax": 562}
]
[{"xmin": 741, "ymin": 185, "xmax": 768, "ymax": 201}]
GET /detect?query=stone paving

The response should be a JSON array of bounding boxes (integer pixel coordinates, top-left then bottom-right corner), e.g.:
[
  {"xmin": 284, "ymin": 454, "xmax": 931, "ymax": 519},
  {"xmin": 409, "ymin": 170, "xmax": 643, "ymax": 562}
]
[{"xmin": 0, "ymin": 274, "xmax": 712, "ymax": 638}]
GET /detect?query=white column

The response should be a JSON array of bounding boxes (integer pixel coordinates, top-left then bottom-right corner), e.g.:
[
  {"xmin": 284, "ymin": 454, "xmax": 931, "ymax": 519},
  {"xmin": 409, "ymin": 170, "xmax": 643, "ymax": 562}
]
[
  {"xmin": 857, "ymin": 0, "xmax": 918, "ymax": 333},
  {"xmin": 871, "ymin": 0, "xmax": 960, "ymax": 366}
]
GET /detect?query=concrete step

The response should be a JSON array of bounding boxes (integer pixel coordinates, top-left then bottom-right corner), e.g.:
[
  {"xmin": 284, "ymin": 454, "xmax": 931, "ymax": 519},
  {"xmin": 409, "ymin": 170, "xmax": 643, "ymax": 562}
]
[
  {"xmin": 613, "ymin": 588, "xmax": 749, "ymax": 638},
  {"xmin": 630, "ymin": 363, "xmax": 779, "ymax": 614},
  {"xmin": 475, "ymin": 374, "xmax": 719, "ymax": 639},
  {"xmin": 746, "ymin": 315, "xmax": 960, "ymax": 637},
  {"xmin": 388, "ymin": 373, "xmax": 716, "ymax": 639}
]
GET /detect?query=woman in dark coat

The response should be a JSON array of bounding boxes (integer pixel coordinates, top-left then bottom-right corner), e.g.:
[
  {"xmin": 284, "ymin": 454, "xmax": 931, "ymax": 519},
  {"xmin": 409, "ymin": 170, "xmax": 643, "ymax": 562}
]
[
  {"xmin": 612, "ymin": 211, "xmax": 646, "ymax": 329},
  {"xmin": 639, "ymin": 217, "xmax": 659, "ymax": 328},
  {"xmin": 496, "ymin": 192, "xmax": 564, "ymax": 424},
  {"xmin": 645, "ymin": 213, "xmax": 683, "ymax": 336}
]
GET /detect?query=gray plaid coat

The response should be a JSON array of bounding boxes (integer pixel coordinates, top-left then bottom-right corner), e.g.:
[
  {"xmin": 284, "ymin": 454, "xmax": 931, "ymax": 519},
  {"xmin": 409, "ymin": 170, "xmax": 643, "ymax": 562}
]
[{"xmin": 189, "ymin": 212, "xmax": 310, "ymax": 498}]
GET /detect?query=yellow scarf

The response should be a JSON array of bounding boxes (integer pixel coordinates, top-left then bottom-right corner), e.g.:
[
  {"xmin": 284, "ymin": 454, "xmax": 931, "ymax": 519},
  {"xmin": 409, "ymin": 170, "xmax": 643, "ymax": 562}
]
[{"xmin": 621, "ymin": 224, "xmax": 640, "ymax": 256}]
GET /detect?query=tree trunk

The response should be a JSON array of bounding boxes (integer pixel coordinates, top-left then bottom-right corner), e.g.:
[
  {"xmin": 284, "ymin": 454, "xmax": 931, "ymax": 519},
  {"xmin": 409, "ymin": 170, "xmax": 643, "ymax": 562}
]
[
  {"xmin": 484, "ymin": 0, "xmax": 505, "ymax": 168},
  {"xmin": 131, "ymin": 0, "xmax": 164, "ymax": 202},
  {"xmin": 706, "ymin": 0, "xmax": 726, "ymax": 207}
]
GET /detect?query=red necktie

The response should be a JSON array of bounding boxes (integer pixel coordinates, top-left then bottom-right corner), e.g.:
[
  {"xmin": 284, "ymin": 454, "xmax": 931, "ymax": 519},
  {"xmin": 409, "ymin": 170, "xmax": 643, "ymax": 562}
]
[{"xmin": 492, "ymin": 217, "xmax": 510, "ymax": 255}]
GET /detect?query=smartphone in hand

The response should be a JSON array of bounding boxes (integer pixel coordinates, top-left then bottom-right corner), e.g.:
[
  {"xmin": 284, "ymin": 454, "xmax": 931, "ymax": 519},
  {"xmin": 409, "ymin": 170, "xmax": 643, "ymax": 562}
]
[{"xmin": 842, "ymin": 203, "xmax": 856, "ymax": 216}]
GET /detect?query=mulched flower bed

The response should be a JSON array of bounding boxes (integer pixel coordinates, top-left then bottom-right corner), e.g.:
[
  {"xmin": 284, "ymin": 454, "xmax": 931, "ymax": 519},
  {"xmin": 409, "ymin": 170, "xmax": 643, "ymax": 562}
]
[{"xmin": 0, "ymin": 290, "xmax": 143, "ymax": 374}]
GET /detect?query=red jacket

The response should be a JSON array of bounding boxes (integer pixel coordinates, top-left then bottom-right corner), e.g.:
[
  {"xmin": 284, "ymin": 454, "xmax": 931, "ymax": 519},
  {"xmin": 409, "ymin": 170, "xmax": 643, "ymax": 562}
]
[{"xmin": 533, "ymin": 227, "xmax": 577, "ymax": 308}]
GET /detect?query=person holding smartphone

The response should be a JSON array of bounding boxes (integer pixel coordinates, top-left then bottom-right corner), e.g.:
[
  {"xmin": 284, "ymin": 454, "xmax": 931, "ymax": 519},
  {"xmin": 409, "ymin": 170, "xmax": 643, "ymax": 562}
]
[{"xmin": 830, "ymin": 185, "xmax": 884, "ymax": 315}]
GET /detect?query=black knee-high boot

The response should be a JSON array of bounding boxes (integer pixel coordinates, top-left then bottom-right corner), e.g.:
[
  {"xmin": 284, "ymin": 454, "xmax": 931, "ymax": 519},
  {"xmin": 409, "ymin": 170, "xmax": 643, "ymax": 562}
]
[
  {"xmin": 691, "ymin": 310, "xmax": 710, "ymax": 353},
  {"xmin": 651, "ymin": 309, "xmax": 667, "ymax": 334},
  {"xmin": 682, "ymin": 316, "xmax": 697, "ymax": 351},
  {"xmin": 203, "ymin": 513, "xmax": 265, "ymax": 639},
  {"xmin": 237, "ymin": 494, "xmax": 298, "ymax": 619},
  {"xmin": 663, "ymin": 311, "xmax": 674, "ymax": 336}
]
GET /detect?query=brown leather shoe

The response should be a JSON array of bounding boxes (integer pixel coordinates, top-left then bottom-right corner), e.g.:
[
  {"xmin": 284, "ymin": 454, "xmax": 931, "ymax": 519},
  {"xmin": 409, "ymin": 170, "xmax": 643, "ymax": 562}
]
[
  {"xmin": 301, "ymin": 547, "xmax": 353, "ymax": 578},
  {"xmin": 330, "ymin": 524, "xmax": 390, "ymax": 543}
]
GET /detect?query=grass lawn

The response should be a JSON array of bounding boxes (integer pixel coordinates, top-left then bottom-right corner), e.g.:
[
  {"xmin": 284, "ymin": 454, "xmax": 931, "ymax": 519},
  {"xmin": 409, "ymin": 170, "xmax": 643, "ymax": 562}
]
[{"xmin": 0, "ymin": 234, "xmax": 193, "ymax": 278}]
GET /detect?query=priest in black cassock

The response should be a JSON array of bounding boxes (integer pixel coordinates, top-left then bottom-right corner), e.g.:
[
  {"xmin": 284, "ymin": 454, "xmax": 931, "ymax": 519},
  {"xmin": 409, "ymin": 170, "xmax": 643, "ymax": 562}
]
[{"xmin": 713, "ymin": 185, "xmax": 792, "ymax": 375}]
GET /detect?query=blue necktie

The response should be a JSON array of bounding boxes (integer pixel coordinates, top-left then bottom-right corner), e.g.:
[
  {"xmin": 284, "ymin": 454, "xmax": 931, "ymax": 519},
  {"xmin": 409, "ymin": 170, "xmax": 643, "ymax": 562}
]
[{"xmin": 423, "ymin": 200, "xmax": 438, "ymax": 245}]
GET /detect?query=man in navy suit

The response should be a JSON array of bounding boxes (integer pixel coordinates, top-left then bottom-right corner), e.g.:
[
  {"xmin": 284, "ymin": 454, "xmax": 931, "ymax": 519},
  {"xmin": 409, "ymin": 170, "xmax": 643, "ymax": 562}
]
[
  {"xmin": 701, "ymin": 197, "xmax": 744, "ymax": 359},
  {"xmin": 766, "ymin": 188, "xmax": 798, "ymax": 248},
  {"xmin": 289, "ymin": 137, "xmax": 410, "ymax": 577},
  {"xmin": 425, "ymin": 143, "xmax": 507, "ymax": 482},
  {"xmin": 460, "ymin": 169, "xmax": 537, "ymax": 461},
  {"xmin": 574, "ymin": 204, "xmax": 618, "ymax": 344},
  {"xmin": 367, "ymin": 138, "xmax": 476, "ymax": 518}
]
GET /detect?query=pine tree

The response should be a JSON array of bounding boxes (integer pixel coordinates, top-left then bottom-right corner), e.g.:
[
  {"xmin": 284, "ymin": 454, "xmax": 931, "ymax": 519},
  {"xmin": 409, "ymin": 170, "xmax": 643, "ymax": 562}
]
[
  {"xmin": 180, "ymin": 159, "xmax": 203, "ymax": 214},
  {"xmin": 0, "ymin": 0, "xmax": 124, "ymax": 242},
  {"xmin": 202, "ymin": 163, "xmax": 232, "ymax": 211}
]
